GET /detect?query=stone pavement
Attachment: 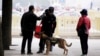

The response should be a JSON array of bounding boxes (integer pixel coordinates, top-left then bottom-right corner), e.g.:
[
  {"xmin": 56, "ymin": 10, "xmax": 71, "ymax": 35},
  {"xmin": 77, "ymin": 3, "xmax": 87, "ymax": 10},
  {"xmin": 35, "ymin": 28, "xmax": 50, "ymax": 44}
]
[{"xmin": 5, "ymin": 36, "xmax": 100, "ymax": 56}]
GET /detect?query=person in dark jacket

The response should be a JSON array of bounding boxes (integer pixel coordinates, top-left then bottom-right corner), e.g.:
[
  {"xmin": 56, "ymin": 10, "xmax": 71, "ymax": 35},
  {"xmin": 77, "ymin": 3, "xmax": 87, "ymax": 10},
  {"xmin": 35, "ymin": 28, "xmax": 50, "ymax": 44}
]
[
  {"xmin": 76, "ymin": 9, "xmax": 91, "ymax": 56},
  {"xmin": 37, "ymin": 7, "xmax": 57, "ymax": 53},
  {"xmin": 21, "ymin": 5, "xmax": 40, "ymax": 54}
]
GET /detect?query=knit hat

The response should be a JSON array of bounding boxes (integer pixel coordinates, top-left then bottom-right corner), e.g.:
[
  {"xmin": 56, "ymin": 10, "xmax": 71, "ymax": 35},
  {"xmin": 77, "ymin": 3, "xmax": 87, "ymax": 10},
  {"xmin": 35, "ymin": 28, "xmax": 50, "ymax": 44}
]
[{"xmin": 80, "ymin": 9, "xmax": 88, "ymax": 15}]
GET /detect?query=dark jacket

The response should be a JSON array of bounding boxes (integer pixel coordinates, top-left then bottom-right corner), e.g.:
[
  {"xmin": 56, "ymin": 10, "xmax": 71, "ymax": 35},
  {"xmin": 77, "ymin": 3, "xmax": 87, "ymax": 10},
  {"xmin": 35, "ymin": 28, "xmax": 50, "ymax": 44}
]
[
  {"xmin": 21, "ymin": 11, "xmax": 40, "ymax": 31},
  {"xmin": 41, "ymin": 14, "xmax": 56, "ymax": 35}
]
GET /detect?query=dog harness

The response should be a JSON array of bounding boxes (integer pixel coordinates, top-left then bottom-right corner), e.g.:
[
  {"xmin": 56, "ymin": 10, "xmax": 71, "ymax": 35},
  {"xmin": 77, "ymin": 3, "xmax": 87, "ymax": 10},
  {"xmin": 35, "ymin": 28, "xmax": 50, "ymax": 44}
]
[{"xmin": 46, "ymin": 37, "xmax": 59, "ymax": 46}]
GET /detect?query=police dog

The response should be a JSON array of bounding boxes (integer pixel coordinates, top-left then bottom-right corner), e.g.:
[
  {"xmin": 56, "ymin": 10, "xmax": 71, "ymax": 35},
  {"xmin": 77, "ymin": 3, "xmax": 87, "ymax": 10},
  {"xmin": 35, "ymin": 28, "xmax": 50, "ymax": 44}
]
[{"xmin": 39, "ymin": 32, "xmax": 72, "ymax": 55}]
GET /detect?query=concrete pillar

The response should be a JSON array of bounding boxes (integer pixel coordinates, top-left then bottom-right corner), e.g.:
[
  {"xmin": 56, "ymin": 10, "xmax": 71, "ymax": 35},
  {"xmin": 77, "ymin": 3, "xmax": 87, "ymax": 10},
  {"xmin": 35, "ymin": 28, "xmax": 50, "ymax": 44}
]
[
  {"xmin": 0, "ymin": 17, "xmax": 4, "ymax": 56},
  {"xmin": 2, "ymin": 0, "xmax": 12, "ymax": 50}
]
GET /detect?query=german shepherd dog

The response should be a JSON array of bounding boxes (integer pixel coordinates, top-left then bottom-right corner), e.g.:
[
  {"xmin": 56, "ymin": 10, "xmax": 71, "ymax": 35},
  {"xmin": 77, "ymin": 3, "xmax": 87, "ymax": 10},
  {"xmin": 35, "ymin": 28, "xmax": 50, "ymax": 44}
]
[{"xmin": 39, "ymin": 32, "xmax": 72, "ymax": 55}]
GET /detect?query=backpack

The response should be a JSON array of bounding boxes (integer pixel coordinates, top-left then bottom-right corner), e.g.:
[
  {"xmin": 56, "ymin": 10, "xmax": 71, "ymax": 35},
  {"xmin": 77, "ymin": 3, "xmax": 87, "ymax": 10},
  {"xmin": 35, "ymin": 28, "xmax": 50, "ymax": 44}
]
[{"xmin": 78, "ymin": 18, "xmax": 87, "ymax": 36}]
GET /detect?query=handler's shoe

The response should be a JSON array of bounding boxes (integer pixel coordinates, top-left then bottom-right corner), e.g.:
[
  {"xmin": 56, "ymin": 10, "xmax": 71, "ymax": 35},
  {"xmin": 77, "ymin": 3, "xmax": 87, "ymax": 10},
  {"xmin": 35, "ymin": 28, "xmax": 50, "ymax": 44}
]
[
  {"xmin": 27, "ymin": 52, "xmax": 33, "ymax": 55},
  {"xmin": 21, "ymin": 50, "xmax": 25, "ymax": 54},
  {"xmin": 37, "ymin": 51, "xmax": 43, "ymax": 53}
]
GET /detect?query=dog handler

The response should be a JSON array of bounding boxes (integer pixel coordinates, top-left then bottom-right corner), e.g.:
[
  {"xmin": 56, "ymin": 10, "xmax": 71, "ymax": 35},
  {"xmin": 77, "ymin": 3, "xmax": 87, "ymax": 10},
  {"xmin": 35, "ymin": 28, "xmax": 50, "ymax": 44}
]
[{"xmin": 37, "ymin": 7, "xmax": 57, "ymax": 53}]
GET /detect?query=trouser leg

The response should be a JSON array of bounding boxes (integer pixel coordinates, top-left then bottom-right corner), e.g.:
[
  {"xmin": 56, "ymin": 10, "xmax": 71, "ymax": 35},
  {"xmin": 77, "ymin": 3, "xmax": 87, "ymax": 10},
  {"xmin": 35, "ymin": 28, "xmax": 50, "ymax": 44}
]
[
  {"xmin": 27, "ymin": 32, "xmax": 33, "ymax": 53},
  {"xmin": 83, "ymin": 34, "xmax": 88, "ymax": 54},
  {"xmin": 80, "ymin": 34, "xmax": 88, "ymax": 55},
  {"xmin": 27, "ymin": 36, "xmax": 33, "ymax": 53},
  {"xmin": 39, "ymin": 38, "xmax": 45, "ymax": 52},
  {"xmin": 21, "ymin": 36, "xmax": 27, "ymax": 53}
]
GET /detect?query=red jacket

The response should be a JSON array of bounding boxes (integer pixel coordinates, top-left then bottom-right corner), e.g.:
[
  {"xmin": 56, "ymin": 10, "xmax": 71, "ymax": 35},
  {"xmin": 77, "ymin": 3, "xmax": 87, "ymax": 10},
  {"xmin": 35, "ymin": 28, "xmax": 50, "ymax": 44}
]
[{"xmin": 76, "ymin": 15, "xmax": 91, "ymax": 34}]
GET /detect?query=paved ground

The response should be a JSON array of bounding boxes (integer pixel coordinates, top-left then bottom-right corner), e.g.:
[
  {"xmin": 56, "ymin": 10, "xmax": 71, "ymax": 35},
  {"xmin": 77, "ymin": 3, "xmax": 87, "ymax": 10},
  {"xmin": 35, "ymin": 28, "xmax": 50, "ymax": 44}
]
[{"xmin": 5, "ymin": 36, "xmax": 100, "ymax": 56}]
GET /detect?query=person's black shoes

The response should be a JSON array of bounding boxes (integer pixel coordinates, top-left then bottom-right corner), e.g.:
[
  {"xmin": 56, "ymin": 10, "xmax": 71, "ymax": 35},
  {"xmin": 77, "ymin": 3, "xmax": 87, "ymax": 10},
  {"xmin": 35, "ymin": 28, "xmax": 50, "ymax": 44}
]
[
  {"xmin": 27, "ymin": 52, "xmax": 33, "ymax": 55},
  {"xmin": 21, "ymin": 52, "xmax": 33, "ymax": 55},
  {"xmin": 21, "ymin": 52, "xmax": 25, "ymax": 55},
  {"xmin": 37, "ymin": 51, "xmax": 43, "ymax": 54}
]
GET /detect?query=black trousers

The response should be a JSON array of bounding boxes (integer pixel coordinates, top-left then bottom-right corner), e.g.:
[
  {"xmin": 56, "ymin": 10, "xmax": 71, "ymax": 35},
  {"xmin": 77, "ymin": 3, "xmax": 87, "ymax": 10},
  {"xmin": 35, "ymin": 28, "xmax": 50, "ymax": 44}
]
[
  {"xmin": 79, "ymin": 34, "xmax": 88, "ymax": 55},
  {"xmin": 38, "ymin": 31, "xmax": 53, "ymax": 52},
  {"xmin": 21, "ymin": 30, "xmax": 33, "ymax": 53},
  {"xmin": 39, "ymin": 38, "xmax": 46, "ymax": 51}
]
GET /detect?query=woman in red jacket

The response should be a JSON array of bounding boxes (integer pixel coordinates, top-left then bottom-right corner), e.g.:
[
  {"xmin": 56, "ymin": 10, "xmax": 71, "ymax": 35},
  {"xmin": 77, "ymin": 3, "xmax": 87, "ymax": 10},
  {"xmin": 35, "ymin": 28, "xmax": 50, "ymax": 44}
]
[{"xmin": 76, "ymin": 9, "xmax": 91, "ymax": 56}]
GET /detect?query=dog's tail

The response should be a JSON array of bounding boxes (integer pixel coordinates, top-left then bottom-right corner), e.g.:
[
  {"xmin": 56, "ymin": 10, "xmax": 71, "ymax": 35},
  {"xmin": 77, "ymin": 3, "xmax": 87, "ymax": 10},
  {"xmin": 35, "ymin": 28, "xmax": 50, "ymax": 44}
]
[{"xmin": 66, "ymin": 42, "xmax": 72, "ymax": 47}]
